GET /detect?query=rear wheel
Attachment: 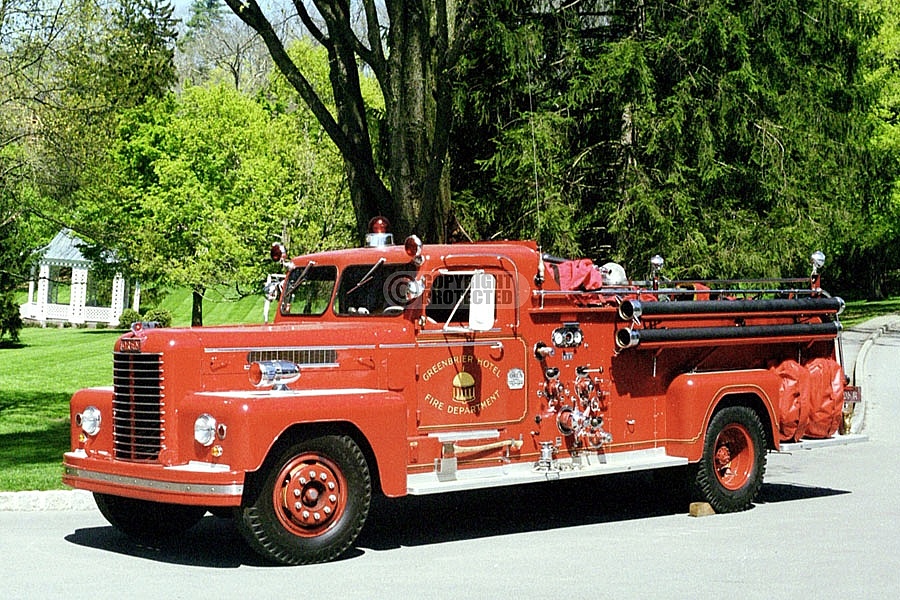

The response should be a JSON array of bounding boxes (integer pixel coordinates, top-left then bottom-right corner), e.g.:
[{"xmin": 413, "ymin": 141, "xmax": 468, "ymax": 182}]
[
  {"xmin": 94, "ymin": 493, "xmax": 206, "ymax": 541},
  {"xmin": 695, "ymin": 406, "xmax": 767, "ymax": 513},
  {"xmin": 236, "ymin": 434, "xmax": 371, "ymax": 565}
]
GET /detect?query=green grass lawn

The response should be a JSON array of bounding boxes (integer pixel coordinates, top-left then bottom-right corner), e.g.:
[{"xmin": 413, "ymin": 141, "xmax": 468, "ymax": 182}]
[
  {"xmin": 840, "ymin": 297, "xmax": 900, "ymax": 327},
  {"xmin": 0, "ymin": 289, "xmax": 265, "ymax": 491},
  {"xmin": 0, "ymin": 328, "xmax": 118, "ymax": 491},
  {"xmin": 156, "ymin": 287, "xmax": 267, "ymax": 327}
]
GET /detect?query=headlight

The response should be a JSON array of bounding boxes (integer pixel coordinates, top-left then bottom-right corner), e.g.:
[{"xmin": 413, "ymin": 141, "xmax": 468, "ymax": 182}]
[
  {"xmin": 76, "ymin": 406, "xmax": 102, "ymax": 437},
  {"xmin": 194, "ymin": 414, "xmax": 217, "ymax": 447}
]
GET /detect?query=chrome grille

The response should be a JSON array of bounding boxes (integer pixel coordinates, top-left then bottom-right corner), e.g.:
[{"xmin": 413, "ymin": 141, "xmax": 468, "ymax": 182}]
[
  {"xmin": 112, "ymin": 352, "xmax": 164, "ymax": 460},
  {"xmin": 247, "ymin": 348, "xmax": 337, "ymax": 367}
]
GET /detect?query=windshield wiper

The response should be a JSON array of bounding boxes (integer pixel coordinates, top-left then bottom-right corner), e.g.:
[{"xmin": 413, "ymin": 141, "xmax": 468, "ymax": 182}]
[
  {"xmin": 282, "ymin": 261, "xmax": 316, "ymax": 300},
  {"xmin": 345, "ymin": 257, "xmax": 386, "ymax": 296}
]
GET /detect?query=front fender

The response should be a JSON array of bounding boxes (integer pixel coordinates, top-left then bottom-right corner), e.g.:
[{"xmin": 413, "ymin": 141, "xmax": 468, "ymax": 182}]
[
  {"xmin": 665, "ymin": 370, "xmax": 781, "ymax": 461},
  {"xmin": 69, "ymin": 387, "xmax": 115, "ymax": 453},
  {"xmin": 185, "ymin": 388, "xmax": 409, "ymax": 497}
]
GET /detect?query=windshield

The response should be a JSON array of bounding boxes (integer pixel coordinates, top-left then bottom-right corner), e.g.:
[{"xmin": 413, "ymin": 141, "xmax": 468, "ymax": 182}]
[
  {"xmin": 280, "ymin": 265, "xmax": 337, "ymax": 316},
  {"xmin": 336, "ymin": 263, "xmax": 415, "ymax": 316}
]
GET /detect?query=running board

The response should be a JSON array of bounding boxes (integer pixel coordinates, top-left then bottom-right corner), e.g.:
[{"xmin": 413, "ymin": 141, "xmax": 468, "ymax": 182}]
[
  {"xmin": 407, "ymin": 448, "xmax": 688, "ymax": 495},
  {"xmin": 778, "ymin": 433, "xmax": 868, "ymax": 452}
]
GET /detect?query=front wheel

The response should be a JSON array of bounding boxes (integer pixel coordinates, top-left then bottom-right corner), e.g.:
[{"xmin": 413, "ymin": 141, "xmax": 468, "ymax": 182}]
[
  {"xmin": 94, "ymin": 493, "xmax": 206, "ymax": 541},
  {"xmin": 236, "ymin": 434, "xmax": 371, "ymax": 565},
  {"xmin": 694, "ymin": 406, "xmax": 767, "ymax": 513}
]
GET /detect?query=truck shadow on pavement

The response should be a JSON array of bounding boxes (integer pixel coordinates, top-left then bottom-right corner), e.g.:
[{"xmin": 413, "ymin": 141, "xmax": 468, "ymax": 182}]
[
  {"xmin": 359, "ymin": 471, "xmax": 850, "ymax": 552},
  {"xmin": 65, "ymin": 516, "xmax": 269, "ymax": 568},
  {"xmin": 64, "ymin": 470, "xmax": 849, "ymax": 567}
]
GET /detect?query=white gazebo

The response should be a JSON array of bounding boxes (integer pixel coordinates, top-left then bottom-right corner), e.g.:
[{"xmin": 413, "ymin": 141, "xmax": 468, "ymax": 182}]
[{"xmin": 19, "ymin": 229, "xmax": 140, "ymax": 327}]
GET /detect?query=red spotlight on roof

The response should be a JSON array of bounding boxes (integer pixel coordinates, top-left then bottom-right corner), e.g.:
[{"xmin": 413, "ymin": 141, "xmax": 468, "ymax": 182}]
[
  {"xmin": 368, "ymin": 216, "xmax": 391, "ymax": 234},
  {"xmin": 365, "ymin": 216, "xmax": 394, "ymax": 247}
]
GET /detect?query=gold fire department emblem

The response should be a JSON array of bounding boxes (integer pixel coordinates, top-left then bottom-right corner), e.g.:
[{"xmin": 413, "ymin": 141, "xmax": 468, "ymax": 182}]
[{"xmin": 451, "ymin": 372, "xmax": 476, "ymax": 403}]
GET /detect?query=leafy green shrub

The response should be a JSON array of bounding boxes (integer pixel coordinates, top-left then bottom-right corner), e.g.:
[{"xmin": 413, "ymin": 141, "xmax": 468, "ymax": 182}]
[
  {"xmin": 143, "ymin": 308, "xmax": 172, "ymax": 328},
  {"xmin": 117, "ymin": 308, "xmax": 141, "ymax": 329}
]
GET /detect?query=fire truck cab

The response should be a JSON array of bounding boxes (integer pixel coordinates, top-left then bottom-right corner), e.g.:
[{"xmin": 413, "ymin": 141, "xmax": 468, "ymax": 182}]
[{"xmin": 64, "ymin": 225, "xmax": 860, "ymax": 564}]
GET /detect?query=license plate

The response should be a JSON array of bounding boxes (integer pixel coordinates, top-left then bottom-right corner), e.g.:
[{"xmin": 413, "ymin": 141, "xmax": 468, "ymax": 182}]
[
  {"xmin": 843, "ymin": 386, "xmax": 861, "ymax": 404},
  {"xmin": 120, "ymin": 337, "xmax": 142, "ymax": 352}
]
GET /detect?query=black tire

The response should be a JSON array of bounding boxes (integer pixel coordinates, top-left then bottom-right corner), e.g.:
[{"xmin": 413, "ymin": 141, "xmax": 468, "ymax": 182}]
[
  {"xmin": 93, "ymin": 493, "xmax": 206, "ymax": 541},
  {"xmin": 694, "ymin": 405, "xmax": 767, "ymax": 513},
  {"xmin": 236, "ymin": 434, "xmax": 371, "ymax": 565}
]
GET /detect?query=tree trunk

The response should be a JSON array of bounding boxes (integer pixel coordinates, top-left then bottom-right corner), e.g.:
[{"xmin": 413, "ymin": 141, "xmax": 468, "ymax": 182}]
[
  {"xmin": 224, "ymin": 0, "xmax": 471, "ymax": 244},
  {"xmin": 311, "ymin": 0, "xmax": 396, "ymax": 238},
  {"xmin": 191, "ymin": 286, "xmax": 204, "ymax": 327},
  {"xmin": 386, "ymin": 1, "xmax": 455, "ymax": 243}
]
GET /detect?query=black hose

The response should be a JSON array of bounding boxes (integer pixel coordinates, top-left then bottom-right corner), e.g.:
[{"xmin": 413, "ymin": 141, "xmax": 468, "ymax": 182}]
[
  {"xmin": 616, "ymin": 321, "xmax": 841, "ymax": 349},
  {"xmin": 619, "ymin": 297, "xmax": 844, "ymax": 321}
]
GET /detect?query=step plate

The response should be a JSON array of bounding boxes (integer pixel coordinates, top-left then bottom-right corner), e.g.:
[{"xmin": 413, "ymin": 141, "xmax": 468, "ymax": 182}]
[
  {"xmin": 407, "ymin": 447, "xmax": 688, "ymax": 495},
  {"xmin": 778, "ymin": 432, "xmax": 868, "ymax": 452}
]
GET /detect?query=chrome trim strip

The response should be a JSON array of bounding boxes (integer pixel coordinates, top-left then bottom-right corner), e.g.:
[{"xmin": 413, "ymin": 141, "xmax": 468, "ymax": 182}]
[
  {"xmin": 193, "ymin": 388, "xmax": 386, "ymax": 398},
  {"xmin": 429, "ymin": 429, "xmax": 500, "ymax": 442},
  {"xmin": 415, "ymin": 339, "xmax": 508, "ymax": 348},
  {"xmin": 64, "ymin": 465, "xmax": 243, "ymax": 497},
  {"xmin": 205, "ymin": 345, "xmax": 376, "ymax": 353}
]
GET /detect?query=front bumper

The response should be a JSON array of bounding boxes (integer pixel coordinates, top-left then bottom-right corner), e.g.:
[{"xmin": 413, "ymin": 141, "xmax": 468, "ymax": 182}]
[{"xmin": 63, "ymin": 450, "xmax": 244, "ymax": 507}]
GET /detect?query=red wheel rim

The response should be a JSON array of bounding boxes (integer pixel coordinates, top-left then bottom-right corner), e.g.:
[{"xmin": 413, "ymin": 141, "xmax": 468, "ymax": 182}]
[
  {"xmin": 273, "ymin": 453, "xmax": 348, "ymax": 537},
  {"xmin": 713, "ymin": 423, "xmax": 754, "ymax": 491}
]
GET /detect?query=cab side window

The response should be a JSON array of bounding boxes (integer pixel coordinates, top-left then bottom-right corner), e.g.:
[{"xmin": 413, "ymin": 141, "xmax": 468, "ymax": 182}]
[
  {"xmin": 335, "ymin": 263, "xmax": 413, "ymax": 316},
  {"xmin": 425, "ymin": 274, "xmax": 471, "ymax": 324}
]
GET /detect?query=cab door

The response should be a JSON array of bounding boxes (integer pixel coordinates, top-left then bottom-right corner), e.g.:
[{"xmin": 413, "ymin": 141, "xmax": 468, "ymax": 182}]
[{"xmin": 415, "ymin": 267, "xmax": 528, "ymax": 431}]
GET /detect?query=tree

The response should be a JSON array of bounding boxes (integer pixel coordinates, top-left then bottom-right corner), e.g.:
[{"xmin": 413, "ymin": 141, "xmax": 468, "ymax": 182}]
[
  {"xmin": 451, "ymin": 1, "xmax": 642, "ymax": 256},
  {"xmin": 177, "ymin": 0, "xmax": 273, "ymax": 92},
  {"xmin": 104, "ymin": 0, "xmax": 179, "ymax": 105},
  {"xmin": 846, "ymin": 0, "xmax": 900, "ymax": 298},
  {"xmin": 619, "ymin": 0, "xmax": 888, "ymax": 283},
  {"xmin": 22, "ymin": 0, "xmax": 179, "ymax": 232},
  {"xmin": 452, "ymin": 0, "xmax": 892, "ymax": 290},
  {"xmin": 79, "ymin": 61, "xmax": 356, "ymax": 326},
  {"xmin": 0, "ymin": 194, "xmax": 28, "ymax": 341},
  {"xmin": 1, "ymin": 0, "xmax": 75, "ymax": 340},
  {"xmin": 223, "ymin": 0, "xmax": 483, "ymax": 242}
]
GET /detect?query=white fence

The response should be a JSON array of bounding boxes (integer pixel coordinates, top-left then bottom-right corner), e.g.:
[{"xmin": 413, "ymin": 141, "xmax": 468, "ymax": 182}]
[{"xmin": 20, "ymin": 302, "xmax": 119, "ymax": 326}]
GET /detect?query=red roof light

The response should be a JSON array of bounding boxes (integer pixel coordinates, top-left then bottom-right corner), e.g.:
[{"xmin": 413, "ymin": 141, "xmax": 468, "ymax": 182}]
[{"xmin": 368, "ymin": 216, "xmax": 391, "ymax": 234}]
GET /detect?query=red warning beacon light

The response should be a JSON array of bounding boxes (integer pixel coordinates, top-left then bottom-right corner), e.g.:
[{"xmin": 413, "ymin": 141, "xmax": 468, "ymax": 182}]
[
  {"xmin": 365, "ymin": 216, "xmax": 394, "ymax": 247},
  {"xmin": 270, "ymin": 242, "xmax": 286, "ymax": 263}
]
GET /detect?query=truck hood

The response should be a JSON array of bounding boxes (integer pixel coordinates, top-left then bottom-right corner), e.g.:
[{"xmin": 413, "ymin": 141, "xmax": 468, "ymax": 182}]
[
  {"xmin": 118, "ymin": 319, "xmax": 414, "ymax": 355},
  {"xmin": 115, "ymin": 320, "xmax": 415, "ymax": 394}
]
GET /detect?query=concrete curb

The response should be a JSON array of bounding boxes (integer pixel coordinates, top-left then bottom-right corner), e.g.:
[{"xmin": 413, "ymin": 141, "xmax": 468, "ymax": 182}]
[
  {"xmin": 0, "ymin": 489, "xmax": 94, "ymax": 511},
  {"xmin": 847, "ymin": 315, "xmax": 900, "ymax": 435}
]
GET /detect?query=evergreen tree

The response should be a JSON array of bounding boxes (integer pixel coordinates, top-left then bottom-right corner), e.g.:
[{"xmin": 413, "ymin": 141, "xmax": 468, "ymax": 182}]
[
  {"xmin": 31, "ymin": 0, "xmax": 179, "ymax": 226},
  {"xmin": 452, "ymin": 0, "xmax": 893, "ymax": 292}
]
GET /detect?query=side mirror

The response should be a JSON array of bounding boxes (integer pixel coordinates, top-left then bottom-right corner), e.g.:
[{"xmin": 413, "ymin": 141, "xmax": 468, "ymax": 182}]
[{"xmin": 405, "ymin": 276, "xmax": 425, "ymax": 301}]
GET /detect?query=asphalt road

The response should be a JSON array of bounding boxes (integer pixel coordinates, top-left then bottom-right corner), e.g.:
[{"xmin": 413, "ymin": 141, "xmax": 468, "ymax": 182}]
[{"xmin": 2, "ymin": 319, "xmax": 899, "ymax": 599}]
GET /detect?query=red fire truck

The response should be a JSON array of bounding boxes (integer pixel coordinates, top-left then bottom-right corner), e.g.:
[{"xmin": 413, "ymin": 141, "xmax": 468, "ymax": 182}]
[{"xmin": 64, "ymin": 222, "xmax": 859, "ymax": 564}]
